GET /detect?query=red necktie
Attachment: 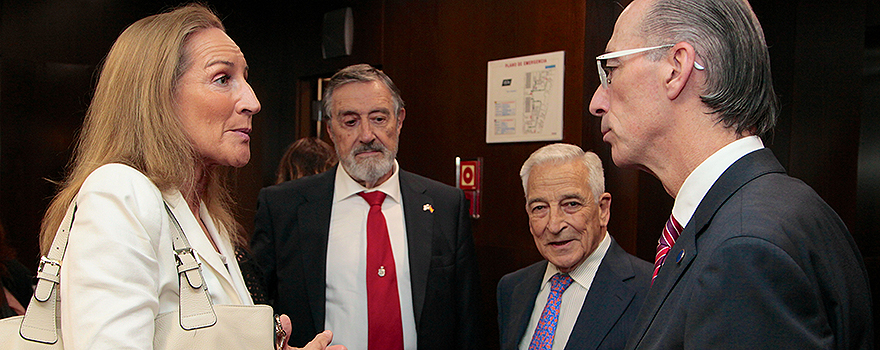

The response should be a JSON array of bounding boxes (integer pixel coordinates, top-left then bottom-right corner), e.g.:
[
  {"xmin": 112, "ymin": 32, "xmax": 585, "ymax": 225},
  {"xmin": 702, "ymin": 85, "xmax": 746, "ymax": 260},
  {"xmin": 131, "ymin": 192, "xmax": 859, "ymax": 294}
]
[
  {"xmin": 652, "ymin": 214, "xmax": 683, "ymax": 283},
  {"xmin": 358, "ymin": 191, "xmax": 404, "ymax": 350}
]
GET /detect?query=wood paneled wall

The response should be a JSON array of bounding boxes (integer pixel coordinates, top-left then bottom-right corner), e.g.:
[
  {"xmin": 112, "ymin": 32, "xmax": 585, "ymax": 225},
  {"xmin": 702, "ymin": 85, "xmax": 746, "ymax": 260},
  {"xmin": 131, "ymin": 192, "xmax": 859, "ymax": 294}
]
[{"xmin": 382, "ymin": 1, "xmax": 592, "ymax": 344}]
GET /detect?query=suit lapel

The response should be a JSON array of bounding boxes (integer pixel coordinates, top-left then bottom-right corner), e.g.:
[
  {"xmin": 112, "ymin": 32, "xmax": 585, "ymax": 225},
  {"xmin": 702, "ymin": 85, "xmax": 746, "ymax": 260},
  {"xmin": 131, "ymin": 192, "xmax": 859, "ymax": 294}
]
[
  {"xmin": 626, "ymin": 149, "xmax": 786, "ymax": 349},
  {"xmin": 298, "ymin": 169, "xmax": 335, "ymax": 332},
  {"xmin": 507, "ymin": 262, "xmax": 546, "ymax": 349},
  {"xmin": 399, "ymin": 171, "xmax": 433, "ymax": 325},
  {"xmin": 625, "ymin": 219, "xmax": 700, "ymax": 349},
  {"xmin": 566, "ymin": 240, "xmax": 637, "ymax": 350}
]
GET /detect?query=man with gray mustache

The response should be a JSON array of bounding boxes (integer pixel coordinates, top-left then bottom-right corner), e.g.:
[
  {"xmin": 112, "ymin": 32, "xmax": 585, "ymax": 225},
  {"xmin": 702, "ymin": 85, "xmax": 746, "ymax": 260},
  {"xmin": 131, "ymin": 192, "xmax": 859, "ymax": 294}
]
[{"xmin": 251, "ymin": 64, "xmax": 481, "ymax": 350}]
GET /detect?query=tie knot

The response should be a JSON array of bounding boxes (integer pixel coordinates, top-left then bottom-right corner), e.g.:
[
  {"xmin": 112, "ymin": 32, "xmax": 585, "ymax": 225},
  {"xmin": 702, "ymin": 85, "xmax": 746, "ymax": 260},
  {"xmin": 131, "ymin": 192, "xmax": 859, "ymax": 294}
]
[
  {"xmin": 549, "ymin": 274, "xmax": 573, "ymax": 293},
  {"xmin": 359, "ymin": 191, "xmax": 387, "ymax": 207}
]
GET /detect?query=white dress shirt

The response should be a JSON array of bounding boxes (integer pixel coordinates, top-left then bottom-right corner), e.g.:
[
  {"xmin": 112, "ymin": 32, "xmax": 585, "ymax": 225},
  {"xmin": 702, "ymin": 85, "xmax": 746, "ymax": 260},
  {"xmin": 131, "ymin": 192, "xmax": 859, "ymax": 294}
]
[
  {"xmin": 672, "ymin": 136, "xmax": 764, "ymax": 227},
  {"xmin": 325, "ymin": 160, "xmax": 417, "ymax": 350},
  {"xmin": 519, "ymin": 232, "xmax": 612, "ymax": 350},
  {"xmin": 60, "ymin": 163, "xmax": 253, "ymax": 349}
]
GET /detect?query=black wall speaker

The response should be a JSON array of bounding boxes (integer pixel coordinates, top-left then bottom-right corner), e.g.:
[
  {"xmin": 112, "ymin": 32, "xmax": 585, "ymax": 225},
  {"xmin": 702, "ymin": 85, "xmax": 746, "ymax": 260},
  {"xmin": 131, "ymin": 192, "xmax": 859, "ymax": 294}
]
[{"xmin": 322, "ymin": 7, "xmax": 353, "ymax": 59}]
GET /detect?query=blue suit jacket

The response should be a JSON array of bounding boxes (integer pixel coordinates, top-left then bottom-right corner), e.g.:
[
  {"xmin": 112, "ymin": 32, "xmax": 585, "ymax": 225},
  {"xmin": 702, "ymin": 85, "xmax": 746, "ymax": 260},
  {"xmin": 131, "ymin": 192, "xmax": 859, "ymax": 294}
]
[
  {"xmin": 497, "ymin": 238, "xmax": 652, "ymax": 350},
  {"xmin": 625, "ymin": 148, "xmax": 873, "ymax": 349},
  {"xmin": 251, "ymin": 166, "xmax": 481, "ymax": 349}
]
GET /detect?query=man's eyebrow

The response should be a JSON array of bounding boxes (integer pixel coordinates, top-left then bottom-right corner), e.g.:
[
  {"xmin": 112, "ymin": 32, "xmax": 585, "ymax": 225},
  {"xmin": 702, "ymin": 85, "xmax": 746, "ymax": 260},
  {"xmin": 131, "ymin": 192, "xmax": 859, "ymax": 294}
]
[
  {"xmin": 370, "ymin": 107, "xmax": 391, "ymax": 115},
  {"xmin": 336, "ymin": 107, "xmax": 392, "ymax": 117},
  {"xmin": 527, "ymin": 193, "xmax": 585, "ymax": 206},
  {"xmin": 527, "ymin": 197, "xmax": 546, "ymax": 206},
  {"xmin": 560, "ymin": 194, "xmax": 586, "ymax": 201}
]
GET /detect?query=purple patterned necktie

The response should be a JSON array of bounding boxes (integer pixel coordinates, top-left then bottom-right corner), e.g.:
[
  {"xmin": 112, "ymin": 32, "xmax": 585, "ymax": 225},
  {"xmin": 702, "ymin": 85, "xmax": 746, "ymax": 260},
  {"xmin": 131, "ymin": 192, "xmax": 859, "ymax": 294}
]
[
  {"xmin": 653, "ymin": 214, "xmax": 683, "ymax": 283},
  {"xmin": 528, "ymin": 273, "xmax": 574, "ymax": 350}
]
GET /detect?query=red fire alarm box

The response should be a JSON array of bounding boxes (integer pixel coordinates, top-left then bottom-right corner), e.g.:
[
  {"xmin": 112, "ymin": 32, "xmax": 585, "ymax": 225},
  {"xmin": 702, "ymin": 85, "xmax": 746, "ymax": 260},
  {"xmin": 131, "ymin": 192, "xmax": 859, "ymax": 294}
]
[{"xmin": 456, "ymin": 157, "xmax": 482, "ymax": 219}]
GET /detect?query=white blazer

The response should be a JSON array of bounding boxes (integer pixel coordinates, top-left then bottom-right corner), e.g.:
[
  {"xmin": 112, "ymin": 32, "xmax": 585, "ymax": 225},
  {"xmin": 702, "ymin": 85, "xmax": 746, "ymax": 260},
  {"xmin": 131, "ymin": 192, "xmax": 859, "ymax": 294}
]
[{"xmin": 59, "ymin": 163, "xmax": 253, "ymax": 349}]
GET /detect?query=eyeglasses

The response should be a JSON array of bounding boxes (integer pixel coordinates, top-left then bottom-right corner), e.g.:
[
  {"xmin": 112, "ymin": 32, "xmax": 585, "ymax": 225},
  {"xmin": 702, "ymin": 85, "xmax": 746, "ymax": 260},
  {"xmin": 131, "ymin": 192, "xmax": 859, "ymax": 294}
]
[{"xmin": 596, "ymin": 44, "xmax": 705, "ymax": 89}]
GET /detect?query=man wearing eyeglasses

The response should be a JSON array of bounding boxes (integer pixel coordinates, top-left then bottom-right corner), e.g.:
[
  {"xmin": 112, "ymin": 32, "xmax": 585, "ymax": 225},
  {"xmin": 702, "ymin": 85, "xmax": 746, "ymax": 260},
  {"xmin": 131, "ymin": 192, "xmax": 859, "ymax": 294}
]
[{"xmin": 589, "ymin": 0, "xmax": 873, "ymax": 349}]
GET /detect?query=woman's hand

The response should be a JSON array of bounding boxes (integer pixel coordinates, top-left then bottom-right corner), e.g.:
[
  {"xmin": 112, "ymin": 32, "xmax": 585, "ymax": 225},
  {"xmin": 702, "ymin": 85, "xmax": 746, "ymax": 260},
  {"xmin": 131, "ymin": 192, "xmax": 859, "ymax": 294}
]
[{"xmin": 279, "ymin": 314, "xmax": 347, "ymax": 350}]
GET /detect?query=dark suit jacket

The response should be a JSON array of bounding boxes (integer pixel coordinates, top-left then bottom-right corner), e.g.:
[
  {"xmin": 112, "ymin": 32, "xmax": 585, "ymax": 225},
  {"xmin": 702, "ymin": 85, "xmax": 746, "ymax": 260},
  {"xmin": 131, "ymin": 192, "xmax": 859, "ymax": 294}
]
[
  {"xmin": 497, "ymin": 238, "xmax": 652, "ymax": 350},
  {"xmin": 251, "ymin": 166, "xmax": 481, "ymax": 349},
  {"xmin": 625, "ymin": 149, "xmax": 873, "ymax": 349}
]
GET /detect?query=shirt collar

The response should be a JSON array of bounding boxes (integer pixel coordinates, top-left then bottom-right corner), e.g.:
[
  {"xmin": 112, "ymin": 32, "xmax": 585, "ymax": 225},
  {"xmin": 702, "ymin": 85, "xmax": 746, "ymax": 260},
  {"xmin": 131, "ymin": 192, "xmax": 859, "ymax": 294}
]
[
  {"xmin": 672, "ymin": 136, "xmax": 764, "ymax": 226},
  {"xmin": 334, "ymin": 159, "xmax": 402, "ymax": 204},
  {"xmin": 541, "ymin": 231, "xmax": 611, "ymax": 290}
]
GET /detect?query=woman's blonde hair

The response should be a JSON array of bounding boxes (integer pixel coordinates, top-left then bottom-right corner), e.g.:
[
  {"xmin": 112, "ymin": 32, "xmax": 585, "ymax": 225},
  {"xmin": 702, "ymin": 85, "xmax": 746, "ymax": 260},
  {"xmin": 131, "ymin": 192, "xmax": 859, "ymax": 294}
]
[{"xmin": 39, "ymin": 3, "xmax": 247, "ymax": 253}]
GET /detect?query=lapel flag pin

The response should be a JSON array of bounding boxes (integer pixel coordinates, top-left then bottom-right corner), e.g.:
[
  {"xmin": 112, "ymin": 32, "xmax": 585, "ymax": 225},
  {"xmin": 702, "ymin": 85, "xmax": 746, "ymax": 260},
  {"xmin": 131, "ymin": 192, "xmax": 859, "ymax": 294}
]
[{"xmin": 423, "ymin": 204, "xmax": 434, "ymax": 213}]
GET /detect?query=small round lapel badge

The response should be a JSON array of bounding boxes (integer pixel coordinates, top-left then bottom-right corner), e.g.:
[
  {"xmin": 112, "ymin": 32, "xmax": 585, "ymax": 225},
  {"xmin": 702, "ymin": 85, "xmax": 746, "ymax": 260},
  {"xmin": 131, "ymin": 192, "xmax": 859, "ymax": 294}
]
[{"xmin": 676, "ymin": 250, "xmax": 686, "ymax": 264}]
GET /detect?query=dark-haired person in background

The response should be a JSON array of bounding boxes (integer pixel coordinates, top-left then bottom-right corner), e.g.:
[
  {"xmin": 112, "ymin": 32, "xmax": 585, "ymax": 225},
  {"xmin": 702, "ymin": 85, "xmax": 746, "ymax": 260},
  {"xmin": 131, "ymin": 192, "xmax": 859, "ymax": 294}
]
[{"xmin": 275, "ymin": 137, "xmax": 338, "ymax": 184}]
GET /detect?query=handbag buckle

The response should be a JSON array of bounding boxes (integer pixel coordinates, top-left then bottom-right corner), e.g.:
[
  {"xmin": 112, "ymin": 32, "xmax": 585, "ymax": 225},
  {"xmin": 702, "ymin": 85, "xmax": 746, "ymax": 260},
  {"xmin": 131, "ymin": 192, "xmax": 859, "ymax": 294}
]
[
  {"xmin": 174, "ymin": 247, "xmax": 197, "ymax": 266},
  {"xmin": 35, "ymin": 256, "xmax": 63, "ymax": 289},
  {"xmin": 38, "ymin": 256, "xmax": 62, "ymax": 273},
  {"xmin": 174, "ymin": 247, "xmax": 205, "ymax": 289}
]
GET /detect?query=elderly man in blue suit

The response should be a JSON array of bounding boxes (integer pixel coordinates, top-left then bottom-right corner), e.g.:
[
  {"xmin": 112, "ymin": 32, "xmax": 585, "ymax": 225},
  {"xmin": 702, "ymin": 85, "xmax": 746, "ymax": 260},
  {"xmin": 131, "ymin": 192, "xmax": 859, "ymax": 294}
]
[{"xmin": 497, "ymin": 143, "xmax": 652, "ymax": 350}]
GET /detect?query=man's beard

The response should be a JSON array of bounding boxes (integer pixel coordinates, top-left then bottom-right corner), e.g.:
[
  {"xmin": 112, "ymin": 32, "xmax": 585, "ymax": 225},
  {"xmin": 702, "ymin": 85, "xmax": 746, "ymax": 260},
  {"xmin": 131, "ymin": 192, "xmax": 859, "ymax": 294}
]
[{"xmin": 339, "ymin": 140, "xmax": 396, "ymax": 185}]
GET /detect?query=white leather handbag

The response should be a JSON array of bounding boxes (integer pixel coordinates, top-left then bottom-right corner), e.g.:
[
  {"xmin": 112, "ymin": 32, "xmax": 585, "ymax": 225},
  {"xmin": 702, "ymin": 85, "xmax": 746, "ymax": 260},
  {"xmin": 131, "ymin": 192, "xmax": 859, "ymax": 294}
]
[{"xmin": 0, "ymin": 202, "xmax": 279, "ymax": 349}]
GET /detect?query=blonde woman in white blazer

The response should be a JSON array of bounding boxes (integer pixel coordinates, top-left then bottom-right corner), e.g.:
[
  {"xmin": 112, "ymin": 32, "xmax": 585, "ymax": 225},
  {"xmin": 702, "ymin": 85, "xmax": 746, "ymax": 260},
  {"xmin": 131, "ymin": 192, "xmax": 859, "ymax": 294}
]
[
  {"xmin": 37, "ymin": 4, "xmax": 344, "ymax": 350},
  {"xmin": 60, "ymin": 164, "xmax": 255, "ymax": 347}
]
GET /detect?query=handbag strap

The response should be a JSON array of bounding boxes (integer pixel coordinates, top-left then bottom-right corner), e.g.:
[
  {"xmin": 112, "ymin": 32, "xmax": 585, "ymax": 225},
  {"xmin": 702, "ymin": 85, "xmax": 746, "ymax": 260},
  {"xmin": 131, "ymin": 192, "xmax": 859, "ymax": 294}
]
[
  {"xmin": 19, "ymin": 202, "xmax": 77, "ymax": 344},
  {"xmin": 16, "ymin": 200, "xmax": 220, "ymax": 345},
  {"xmin": 163, "ymin": 202, "xmax": 218, "ymax": 330}
]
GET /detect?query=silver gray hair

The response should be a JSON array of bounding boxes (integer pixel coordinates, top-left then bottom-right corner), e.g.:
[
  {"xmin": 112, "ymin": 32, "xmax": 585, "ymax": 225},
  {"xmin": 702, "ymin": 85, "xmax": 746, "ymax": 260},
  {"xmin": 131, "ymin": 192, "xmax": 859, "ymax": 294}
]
[
  {"xmin": 519, "ymin": 143, "xmax": 605, "ymax": 203},
  {"xmin": 322, "ymin": 63, "xmax": 405, "ymax": 120},
  {"xmin": 640, "ymin": 0, "xmax": 778, "ymax": 138}
]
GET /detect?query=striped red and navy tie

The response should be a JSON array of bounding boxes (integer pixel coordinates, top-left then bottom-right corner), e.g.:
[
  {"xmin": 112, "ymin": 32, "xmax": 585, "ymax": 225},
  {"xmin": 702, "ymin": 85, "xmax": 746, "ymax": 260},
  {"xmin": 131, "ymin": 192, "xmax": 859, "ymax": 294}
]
[{"xmin": 652, "ymin": 214, "xmax": 683, "ymax": 283}]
